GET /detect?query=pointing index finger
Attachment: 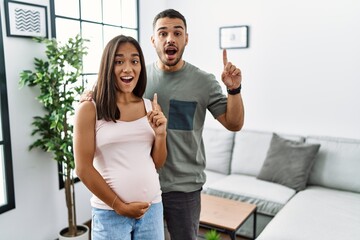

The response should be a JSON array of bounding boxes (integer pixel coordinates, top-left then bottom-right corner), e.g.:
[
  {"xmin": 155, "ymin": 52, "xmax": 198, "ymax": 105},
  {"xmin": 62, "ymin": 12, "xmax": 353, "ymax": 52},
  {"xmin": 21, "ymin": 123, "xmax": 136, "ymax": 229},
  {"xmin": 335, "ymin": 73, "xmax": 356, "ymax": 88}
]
[
  {"xmin": 152, "ymin": 93, "xmax": 158, "ymax": 111},
  {"xmin": 223, "ymin": 49, "xmax": 228, "ymax": 66}
]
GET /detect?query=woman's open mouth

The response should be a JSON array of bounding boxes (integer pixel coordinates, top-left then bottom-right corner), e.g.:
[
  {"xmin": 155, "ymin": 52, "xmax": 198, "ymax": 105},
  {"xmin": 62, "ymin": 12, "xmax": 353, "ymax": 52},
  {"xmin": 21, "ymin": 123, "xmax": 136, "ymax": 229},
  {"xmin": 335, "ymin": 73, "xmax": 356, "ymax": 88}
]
[{"xmin": 121, "ymin": 76, "xmax": 133, "ymax": 83}]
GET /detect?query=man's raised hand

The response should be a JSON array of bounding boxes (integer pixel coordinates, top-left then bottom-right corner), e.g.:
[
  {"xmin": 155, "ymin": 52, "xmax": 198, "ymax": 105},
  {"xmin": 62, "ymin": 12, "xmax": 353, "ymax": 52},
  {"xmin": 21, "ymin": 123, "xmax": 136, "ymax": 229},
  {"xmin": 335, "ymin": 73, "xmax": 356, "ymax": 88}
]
[
  {"xmin": 221, "ymin": 49, "xmax": 242, "ymax": 90},
  {"xmin": 79, "ymin": 90, "xmax": 93, "ymax": 103}
]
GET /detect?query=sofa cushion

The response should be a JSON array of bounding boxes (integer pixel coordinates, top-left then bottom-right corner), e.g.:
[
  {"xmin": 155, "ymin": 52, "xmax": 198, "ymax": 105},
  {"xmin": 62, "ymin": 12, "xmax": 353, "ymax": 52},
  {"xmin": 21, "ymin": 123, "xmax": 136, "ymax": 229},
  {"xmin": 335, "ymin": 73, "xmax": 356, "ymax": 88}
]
[
  {"xmin": 203, "ymin": 170, "xmax": 228, "ymax": 192},
  {"xmin": 203, "ymin": 128, "xmax": 235, "ymax": 174},
  {"xmin": 205, "ymin": 174, "xmax": 296, "ymax": 216},
  {"xmin": 231, "ymin": 129, "xmax": 304, "ymax": 176},
  {"xmin": 257, "ymin": 133, "xmax": 321, "ymax": 191},
  {"xmin": 307, "ymin": 136, "xmax": 360, "ymax": 193},
  {"xmin": 256, "ymin": 186, "xmax": 360, "ymax": 240}
]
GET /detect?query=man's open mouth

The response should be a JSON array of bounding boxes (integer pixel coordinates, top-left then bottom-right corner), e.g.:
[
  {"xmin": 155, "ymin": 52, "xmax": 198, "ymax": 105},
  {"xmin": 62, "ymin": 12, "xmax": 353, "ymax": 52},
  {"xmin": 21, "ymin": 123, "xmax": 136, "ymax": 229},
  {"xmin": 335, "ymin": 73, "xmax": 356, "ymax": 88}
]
[{"xmin": 165, "ymin": 46, "xmax": 177, "ymax": 56}]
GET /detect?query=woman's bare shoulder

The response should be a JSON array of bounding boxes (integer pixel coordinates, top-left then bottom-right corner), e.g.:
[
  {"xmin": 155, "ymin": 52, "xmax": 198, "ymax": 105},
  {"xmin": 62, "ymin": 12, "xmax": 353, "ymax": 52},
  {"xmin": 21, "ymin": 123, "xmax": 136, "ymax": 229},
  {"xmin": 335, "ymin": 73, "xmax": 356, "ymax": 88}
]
[{"xmin": 75, "ymin": 101, "xmax": 96, "ymax": 117}]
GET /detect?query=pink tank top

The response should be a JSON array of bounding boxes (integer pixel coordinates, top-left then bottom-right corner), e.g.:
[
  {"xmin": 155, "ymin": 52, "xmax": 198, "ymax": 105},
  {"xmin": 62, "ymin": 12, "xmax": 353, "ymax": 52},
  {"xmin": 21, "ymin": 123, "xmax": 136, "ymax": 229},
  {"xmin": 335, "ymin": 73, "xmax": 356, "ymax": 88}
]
[{"xmin": 90, "ymin": 98, "xmax": 162, "ymax": 209}]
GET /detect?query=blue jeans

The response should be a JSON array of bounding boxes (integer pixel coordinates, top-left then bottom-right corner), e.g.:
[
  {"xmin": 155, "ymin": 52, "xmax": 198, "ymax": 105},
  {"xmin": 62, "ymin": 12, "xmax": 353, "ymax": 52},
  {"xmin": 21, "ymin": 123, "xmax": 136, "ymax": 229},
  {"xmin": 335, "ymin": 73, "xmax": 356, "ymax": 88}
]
[
  {"xmin": 91, "ymin": 202, "xmax": 164, "ymax": 240},
  {"xmin": 162, "ymin": 190, "xmax": 201, "ymax": 240}
]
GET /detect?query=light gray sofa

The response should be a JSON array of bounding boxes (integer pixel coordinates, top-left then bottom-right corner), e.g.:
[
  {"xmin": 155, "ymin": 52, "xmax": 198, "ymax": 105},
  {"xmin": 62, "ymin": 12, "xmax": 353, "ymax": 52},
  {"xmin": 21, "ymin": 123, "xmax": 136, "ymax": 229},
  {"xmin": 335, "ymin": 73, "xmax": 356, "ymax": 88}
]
[{"xmin": 201, "ymin": 128, "xmax": 360, "ymax": 239}]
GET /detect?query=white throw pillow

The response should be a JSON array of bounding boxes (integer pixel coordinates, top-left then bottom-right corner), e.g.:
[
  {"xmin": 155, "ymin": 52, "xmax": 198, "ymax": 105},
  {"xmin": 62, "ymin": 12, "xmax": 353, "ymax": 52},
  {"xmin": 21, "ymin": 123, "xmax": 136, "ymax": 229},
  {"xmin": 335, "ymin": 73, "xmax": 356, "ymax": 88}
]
[{"xmin": 203, "ymin": 128, "xmax": 235, "ymax": 174}]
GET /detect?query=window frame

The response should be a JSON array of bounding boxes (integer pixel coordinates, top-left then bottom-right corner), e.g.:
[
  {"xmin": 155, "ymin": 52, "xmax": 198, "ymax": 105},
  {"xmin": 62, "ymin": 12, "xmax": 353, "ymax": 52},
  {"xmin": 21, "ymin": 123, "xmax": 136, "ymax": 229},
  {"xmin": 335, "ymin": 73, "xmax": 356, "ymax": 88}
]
[
  {"xmin": 0, "ymin": 11, "xmax": 15, "ymax": 214},
  {"xmin": 49, "ymin": 0, "xmax": 139, "ymax": 189}
]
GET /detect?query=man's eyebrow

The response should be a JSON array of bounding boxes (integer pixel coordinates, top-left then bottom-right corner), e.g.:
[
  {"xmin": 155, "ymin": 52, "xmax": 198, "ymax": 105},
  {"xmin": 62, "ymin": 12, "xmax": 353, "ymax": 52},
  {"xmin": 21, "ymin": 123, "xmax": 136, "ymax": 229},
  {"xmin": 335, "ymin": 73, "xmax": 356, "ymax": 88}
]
[{"xmin": 156, "ymin": 25, "xmax": 184, "ymax": 32}]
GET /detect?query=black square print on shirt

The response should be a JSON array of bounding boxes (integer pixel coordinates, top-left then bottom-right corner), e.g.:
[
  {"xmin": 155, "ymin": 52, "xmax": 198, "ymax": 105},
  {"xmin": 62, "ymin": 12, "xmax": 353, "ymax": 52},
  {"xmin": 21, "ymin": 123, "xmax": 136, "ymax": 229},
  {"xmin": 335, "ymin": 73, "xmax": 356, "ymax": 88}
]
[{"xmin": 168, "ymin": 99, "xmax": 197, "ymax": 130}]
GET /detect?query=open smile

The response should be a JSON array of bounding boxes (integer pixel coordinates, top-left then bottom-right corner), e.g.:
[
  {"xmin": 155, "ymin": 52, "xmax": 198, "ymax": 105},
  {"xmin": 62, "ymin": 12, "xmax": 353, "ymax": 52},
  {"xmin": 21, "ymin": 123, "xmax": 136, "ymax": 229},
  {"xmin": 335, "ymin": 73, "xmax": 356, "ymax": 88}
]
[{"xmin": 120, "ymin": 76, "xmax": 133, "ymax": 83}]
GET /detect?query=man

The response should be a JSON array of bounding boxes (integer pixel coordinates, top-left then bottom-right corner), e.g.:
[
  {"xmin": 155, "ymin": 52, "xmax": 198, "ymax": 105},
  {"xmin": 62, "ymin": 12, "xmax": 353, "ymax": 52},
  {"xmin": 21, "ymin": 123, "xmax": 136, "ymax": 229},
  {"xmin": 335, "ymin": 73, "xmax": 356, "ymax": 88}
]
[{"xmin": 145, "ymin": 9, "xmax": 244, "ymax": 240}]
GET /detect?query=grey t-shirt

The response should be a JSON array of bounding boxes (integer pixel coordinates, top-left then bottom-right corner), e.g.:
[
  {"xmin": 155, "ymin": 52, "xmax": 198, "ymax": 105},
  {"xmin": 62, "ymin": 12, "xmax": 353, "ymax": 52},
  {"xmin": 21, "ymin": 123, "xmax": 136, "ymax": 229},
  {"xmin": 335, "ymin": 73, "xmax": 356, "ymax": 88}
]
[{"xmin": 145, "ymin": 62, "xmax": 227, "ymax": 193}]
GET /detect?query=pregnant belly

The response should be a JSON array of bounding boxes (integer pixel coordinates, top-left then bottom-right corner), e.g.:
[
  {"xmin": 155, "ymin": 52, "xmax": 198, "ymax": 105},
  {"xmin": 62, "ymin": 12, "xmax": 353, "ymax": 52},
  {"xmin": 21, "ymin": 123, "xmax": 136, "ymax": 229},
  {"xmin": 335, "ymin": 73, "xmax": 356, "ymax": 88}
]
[{"xmin": 108, "ymin": 170, "xmax": 161, "ymax": 203}]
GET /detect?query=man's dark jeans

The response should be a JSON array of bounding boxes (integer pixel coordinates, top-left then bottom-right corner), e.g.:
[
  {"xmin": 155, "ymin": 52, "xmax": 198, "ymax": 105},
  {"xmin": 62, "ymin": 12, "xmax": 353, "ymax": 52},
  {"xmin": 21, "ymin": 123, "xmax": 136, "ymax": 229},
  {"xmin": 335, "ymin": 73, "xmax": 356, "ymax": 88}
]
[{"xmin": 162, "ymin": 189, "xmax": 201, "ymax": 240}]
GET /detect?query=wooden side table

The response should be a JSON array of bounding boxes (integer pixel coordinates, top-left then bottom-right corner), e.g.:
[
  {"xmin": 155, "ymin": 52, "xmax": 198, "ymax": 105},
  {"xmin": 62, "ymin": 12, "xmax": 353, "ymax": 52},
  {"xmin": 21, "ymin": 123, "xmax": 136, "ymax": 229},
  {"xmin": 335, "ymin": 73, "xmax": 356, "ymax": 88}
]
[{"xmin": 200, "ymin": 193, "xmax": 257, "ymax": 240}]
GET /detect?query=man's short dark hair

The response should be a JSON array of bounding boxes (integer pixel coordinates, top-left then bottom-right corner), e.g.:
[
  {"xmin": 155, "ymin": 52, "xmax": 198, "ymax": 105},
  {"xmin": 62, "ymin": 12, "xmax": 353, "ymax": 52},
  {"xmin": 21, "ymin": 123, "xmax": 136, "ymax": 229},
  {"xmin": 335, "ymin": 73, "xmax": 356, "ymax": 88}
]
[{"xmin": 152, "ymin": 9, "xmax": 187, "ymax": 31}]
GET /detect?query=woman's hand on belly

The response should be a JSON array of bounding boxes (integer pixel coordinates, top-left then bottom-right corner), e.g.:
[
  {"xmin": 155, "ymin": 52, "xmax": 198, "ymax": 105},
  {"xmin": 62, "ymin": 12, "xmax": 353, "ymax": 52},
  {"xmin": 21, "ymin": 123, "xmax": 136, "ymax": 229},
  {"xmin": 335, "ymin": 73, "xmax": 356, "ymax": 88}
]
[{"xmin": 114, "ymin": 200, "xmax": 151, "ymax": 219}]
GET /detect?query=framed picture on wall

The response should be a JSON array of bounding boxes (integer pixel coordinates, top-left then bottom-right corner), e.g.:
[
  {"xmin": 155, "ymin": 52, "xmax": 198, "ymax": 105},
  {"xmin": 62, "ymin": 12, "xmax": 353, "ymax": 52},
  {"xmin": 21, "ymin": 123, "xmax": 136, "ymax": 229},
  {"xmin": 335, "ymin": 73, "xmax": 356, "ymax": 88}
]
[
  {"xmin": 219, "ymin": 25, "xmax": 249, "ymax": 49},
  {"xmin": 4, "ymin": 0, "xmax": 48, "ymax": 38}
]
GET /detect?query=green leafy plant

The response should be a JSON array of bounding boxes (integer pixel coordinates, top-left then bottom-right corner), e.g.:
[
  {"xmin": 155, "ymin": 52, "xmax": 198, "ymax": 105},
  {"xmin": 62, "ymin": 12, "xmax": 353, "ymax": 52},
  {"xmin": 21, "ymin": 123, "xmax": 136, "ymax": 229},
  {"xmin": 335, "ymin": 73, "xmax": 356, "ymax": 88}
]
[
  {"xmin": 19, "ymin": 35, "xmax": 88, "ymax": 237},
  {"xmin": 205, "ymin": 229, "xmax": 221, "ymax": 240}
]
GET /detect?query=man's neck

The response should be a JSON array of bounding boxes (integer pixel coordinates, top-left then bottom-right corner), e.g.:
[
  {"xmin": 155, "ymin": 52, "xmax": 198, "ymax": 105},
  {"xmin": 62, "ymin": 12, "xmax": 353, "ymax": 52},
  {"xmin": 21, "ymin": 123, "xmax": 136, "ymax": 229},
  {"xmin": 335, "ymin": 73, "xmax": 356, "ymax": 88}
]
[{"xmin": 157, "ymin": 59, "xmax": 185, "ymax": 72}]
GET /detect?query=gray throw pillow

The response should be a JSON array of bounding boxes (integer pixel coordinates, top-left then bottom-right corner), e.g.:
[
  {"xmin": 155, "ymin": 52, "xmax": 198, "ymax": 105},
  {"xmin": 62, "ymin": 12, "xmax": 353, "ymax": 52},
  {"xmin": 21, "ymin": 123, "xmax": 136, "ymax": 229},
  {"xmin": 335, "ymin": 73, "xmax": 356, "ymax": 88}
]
[{"xmin": 257, "ymin": 133, "xmax": 320, "ymax": 191}]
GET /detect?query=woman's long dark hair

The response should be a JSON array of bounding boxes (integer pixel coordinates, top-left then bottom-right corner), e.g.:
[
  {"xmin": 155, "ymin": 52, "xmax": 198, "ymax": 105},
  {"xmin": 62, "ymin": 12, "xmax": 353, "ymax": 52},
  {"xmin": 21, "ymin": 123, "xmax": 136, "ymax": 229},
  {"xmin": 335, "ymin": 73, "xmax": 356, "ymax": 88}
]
[{"xmin": 93, "ymin": 35, "xmax": 147, "ymax": 122}]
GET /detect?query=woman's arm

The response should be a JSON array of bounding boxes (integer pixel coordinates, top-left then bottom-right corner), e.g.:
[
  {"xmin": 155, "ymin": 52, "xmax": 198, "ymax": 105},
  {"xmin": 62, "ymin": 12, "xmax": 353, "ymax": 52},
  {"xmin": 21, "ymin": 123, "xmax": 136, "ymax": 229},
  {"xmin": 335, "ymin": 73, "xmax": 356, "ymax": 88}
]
[
  {"xmin": 147, "ymin": 94, "xmax": 167, "ymax": 169},
  {"xmin": 151, "ymin": 133, "xmax": 167, "ymax": 169},
  {"xmin": 73, "ymin": 102, "xmax": 150, "ymax": 218}
]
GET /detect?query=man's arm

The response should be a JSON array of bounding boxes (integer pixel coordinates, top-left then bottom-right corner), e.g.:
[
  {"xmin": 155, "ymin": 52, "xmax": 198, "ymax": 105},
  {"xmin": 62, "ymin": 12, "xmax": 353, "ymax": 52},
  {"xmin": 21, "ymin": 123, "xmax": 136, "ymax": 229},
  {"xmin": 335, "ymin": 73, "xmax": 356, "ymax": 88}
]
[
  {"xmin": 216, "ymin": 49, "xmax": 244, "ymax": 131},
  {"xmin": 217, "ymin": 92, "xmax": 244, "ymax": 131}
]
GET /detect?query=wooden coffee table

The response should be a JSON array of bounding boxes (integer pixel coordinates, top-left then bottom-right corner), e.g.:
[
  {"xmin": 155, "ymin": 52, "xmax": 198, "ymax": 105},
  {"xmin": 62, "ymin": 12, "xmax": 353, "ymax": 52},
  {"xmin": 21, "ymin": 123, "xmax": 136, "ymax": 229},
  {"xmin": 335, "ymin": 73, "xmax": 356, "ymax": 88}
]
[{"xmin": 200, "ymin": 193, "xmax": 257, "ymax": 240}]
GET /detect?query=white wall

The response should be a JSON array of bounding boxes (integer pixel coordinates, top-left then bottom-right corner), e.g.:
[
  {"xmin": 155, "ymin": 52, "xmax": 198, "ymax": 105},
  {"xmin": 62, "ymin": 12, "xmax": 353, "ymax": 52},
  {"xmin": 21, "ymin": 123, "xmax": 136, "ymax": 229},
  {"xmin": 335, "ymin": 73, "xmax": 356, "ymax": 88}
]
[
  {"xmin": 0, "ymin": 0, "xmax": 359, "ymax": 239},
  {"xmin": 0, "ymin": 1, "xmax": 92, "ymax": 239},
  {"xmin": 139, "ymin": 0, "xmax": 360, "ymax": 139}
]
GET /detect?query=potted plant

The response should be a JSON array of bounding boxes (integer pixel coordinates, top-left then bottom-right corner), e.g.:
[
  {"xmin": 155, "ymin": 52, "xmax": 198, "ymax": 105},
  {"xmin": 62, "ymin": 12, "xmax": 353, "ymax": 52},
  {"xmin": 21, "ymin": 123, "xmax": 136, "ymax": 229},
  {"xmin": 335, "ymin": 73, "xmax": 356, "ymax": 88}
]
[
  {"xmin": 19, "ymin": 35, "xmax": 89, "ymax": 239},
  {"xmin": 205, "ymin": 229, "xmax": 221, "ymax": 240}
]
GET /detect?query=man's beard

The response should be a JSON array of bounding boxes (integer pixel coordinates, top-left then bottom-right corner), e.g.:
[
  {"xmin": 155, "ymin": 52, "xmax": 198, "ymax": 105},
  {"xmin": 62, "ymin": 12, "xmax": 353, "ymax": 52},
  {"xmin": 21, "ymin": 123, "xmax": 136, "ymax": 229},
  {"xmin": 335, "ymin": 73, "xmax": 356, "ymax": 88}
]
[{"xmin": 157, "ymin": 47, "xmax": 185, "ymax": 67}]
